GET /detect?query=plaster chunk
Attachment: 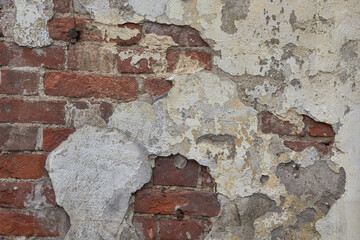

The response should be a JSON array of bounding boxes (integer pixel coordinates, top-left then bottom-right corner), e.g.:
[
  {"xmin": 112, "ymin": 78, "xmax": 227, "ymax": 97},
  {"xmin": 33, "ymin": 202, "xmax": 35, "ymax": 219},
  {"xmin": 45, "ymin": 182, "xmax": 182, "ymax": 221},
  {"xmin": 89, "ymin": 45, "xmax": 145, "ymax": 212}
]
[
  {"xmin": 13, "ymin": 0, "xmax": 53, "ymax": 47},
  {"xmin": 46, "ymin": 126, "xmax": 152, "ymax": 239}
]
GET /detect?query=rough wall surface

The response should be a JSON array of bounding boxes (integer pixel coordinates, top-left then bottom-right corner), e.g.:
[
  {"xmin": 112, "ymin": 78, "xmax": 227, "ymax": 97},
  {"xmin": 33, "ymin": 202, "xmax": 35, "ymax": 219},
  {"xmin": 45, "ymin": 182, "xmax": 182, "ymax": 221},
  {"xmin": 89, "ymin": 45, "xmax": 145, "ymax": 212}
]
[{"xmin": 0, "ymin": 0, "xmax": 359, "ymax": 239}]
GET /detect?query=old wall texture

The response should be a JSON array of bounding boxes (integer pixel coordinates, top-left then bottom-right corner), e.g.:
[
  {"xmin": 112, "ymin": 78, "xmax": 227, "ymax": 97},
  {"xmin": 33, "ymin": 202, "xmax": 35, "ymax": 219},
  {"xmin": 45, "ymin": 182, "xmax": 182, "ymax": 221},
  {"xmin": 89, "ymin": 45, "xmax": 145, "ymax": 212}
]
[{"xmin": 0, "ymin": 0, "xmax": 359, "ymax": 239}]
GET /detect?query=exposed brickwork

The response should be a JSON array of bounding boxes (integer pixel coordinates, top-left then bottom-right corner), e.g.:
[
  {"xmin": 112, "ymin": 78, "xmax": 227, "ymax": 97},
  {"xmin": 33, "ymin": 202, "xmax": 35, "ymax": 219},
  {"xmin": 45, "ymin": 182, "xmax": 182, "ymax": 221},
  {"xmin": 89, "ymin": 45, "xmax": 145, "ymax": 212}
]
[
  {"xmin": 166, "ymin": 50, "xmax": 212, "ymax": 73},
  {"xmin": 143, "ymin": 78, "xmax": 172, "ymax": 97},
  {"xmin": 43, "ymin": 128, "xmax": 76, "ymax": 152},
  {"xmin": 259, "ymin": 112, "xmax": 335, "ymax": 154},
  {"xmin": 118, "ymin": 49, "xmax": 162, "ymax": 73},
  {"xmin": 0, "ymin": 154, "xmax": 47, "ymax": 179},
  {"xmin": 68, "ymin": 44, "xmax": 116, "ymax": 73},
  {"xmin": 44, "ymin": 71, "xmax": 138, "ymax": 100},
  {"xmin": 0, "ymin": 70, "xmax": 39, "ymax": 95},
  {"xmin": 133, "ymin": 155, "xmax": 219, "ymax": 240},
  {"xmin": 0, "ymin": 43, "xmax": 65, "ymax": 69},
  {"xmin": 0, "ymin": 19, "xmax": 213, "ymax": 238},
  {"xmin": 0, "ymin": 99, "xmax": 65, "ymax": 124}
]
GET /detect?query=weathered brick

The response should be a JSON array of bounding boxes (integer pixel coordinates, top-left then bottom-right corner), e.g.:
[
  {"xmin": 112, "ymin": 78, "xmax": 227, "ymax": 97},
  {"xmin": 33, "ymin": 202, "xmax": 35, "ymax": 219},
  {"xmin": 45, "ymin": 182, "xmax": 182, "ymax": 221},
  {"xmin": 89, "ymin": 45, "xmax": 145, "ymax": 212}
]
[
  {"xmin": 44, "ymin": 71, "xmax": 138, "ymax": 100},
  {"xmin": 0, "ymin": 99, "xmax": 65, "ymax": 124},
  {"xmin": 0, "ymin": 154, "xmax": 46, "ymax": 179},
  {"xmin": 260, "ymin": 112, "xmax": 306, "ymax": 136},
  {"xmin": 153, "ymin": 157, "xmax": 199, "ymax": 187},
  {"xmin": 309, "ymin": 118, "xmax": 335, "ymax": 137},
  {"xmin": 0, "ymin": 182, "xmax": 33, "ymax": 208},
  {"xmin": 0, "ymin": 181, "xmax": 56, "ymax": 209},
  {"xmin": 0, "ymin": 209, "xmax": 62, "ymax": 236},
  {"xmin": 43, "ymin": 128, "xmax": 76, "ymax": 152},
  {"xmin": 144, "ymin": 78, "xmax": 172, "ymax": 97},
  {"xmin": 48, "ymin": 18, "xmax": 141, "ymax": 45},
  {"xmin": 0, "ymin": 70, "xmax": 39, "ymax": 95},
  {"xmin": 201, "ymin": 166, "xmax": 215, "ymax": 188},
  {"xmin": 68, "ymin": 44, "xmax": 116, "ymax": 73},
  {"xmin": 118, "ymin": 49, "xmax": 161, "ymax": 73},
  {"xmin": 134, "ymin": 189, "xmax": 220, "ymax": 217},
  {"xmin": 143, "ymin": 22, "xmax": 209, "ymax": 47},
  {"xmin": 284, "ymin": 141, "xmax": 333, "ymax": 155},
  {"xmin": 133, "ymin": 216, "xmax": 157, "ymax": 240},
  {"xmin": 166, "ymin": 50, "xmax": 211, "ymax": 73},
  {"xmin": 0, "ymin": 125, "xmax": 38, "ymax": 151},
  {"xmin": 48, "ymin": 18, "xmax": 92, "ymax": 41},
  {"xmin": 0, "ymin": 43, "xmax": 65, "ymax": 69},
  {"xmin": 160, "ymin": 219, "xmax": 204, "ymax": 240},
  {"xmin": 53, "ymin": 0, "xmax": 71, "ymax": 13},
  {"xmin": 99, "ymin": 102, "xmax": 113, "ymax": 123}
]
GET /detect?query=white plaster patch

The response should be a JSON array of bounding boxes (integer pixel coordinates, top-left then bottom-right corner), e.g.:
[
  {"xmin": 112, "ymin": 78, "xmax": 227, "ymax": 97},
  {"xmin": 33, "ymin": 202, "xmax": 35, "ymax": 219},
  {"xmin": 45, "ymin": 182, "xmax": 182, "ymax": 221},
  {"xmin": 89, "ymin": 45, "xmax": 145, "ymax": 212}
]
[{"xmin": 13, "ymin": 0, "xmax": 53, "ymax": 47}]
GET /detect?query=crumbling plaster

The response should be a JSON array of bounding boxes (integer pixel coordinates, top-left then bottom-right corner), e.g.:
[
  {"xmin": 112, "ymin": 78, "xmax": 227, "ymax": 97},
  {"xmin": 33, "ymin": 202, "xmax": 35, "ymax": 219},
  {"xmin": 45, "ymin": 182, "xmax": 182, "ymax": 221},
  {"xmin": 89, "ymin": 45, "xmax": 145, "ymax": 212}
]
[{"xmin": 7, "ymin": 0, "xmax": 359, "ymax": 239}]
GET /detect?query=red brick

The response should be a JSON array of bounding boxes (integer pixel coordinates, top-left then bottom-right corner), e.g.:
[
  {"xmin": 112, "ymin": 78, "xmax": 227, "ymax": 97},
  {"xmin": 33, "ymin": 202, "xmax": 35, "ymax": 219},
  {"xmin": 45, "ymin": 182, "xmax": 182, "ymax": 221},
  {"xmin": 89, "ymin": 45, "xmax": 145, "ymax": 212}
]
[
  {"xmin": 68, "ymin": 44, "xmax": 116, "ymax": 73},
  {"xmin": 160, "ymin": 219, "xmax": 204, "ymax": 240},
  {"xmin": 166, "ymin": 50, "xmax": 211, "ymax": 73},
  {"xmin": 0, "ymin": 43, "xmax": 65, "ymax": 69},
  {"xmin": 48, "ymin": 18, "xmax": 92, "ymax": 41},
  {"xmin": 118, "ymin": 49, "xmax": 161, "ymax": 73},
  {"xmin": 0, "ymin": 70, "xmax": 39, "ymax": 95},
  {"xmin": 0, "ymin": 182, "xmax": 56, "ymax": 208},
  {"xmin": 153, "ymin": 157, "xmax": 199, "ymax": 187},
  {"xmin": 201, "ymin": 166, "xmax": 215, "ymax": 188},
  {"xmin": 260, "ymin": 112, "xmax": 305, "ymax": 136},
  {"xmin": 133, "ymin": 216, "xmax": 157, "ymax": 240},
  {"xmin": 134, "ymin": 189, "xmax": 220, "ymax": 217},
  {"xmin": 0, "ymin": 182, "xmax": 33, "ymax": 208},
  {"xmin": 53, "ymin": 0, "xmax": 70, "ymax": 13},
  {"xmin": 309, "ymin": 119, "xmax": 335, "ymax": 137},
  {"xmin": 143, "ymin": 22, "xmax": 209, "ymax": 47},
  {"xmin": 0, "ymin": 209, "xmax": 60, "ymax": 236},
  {"xmin": 0, "ymin": 99, "xmax": 65, "ymax": 124},
  {"xmin": 48, "ymin": 18, "xmax": 141, "ymax": 45},
  {"xmin": 44, "ymin": 71, "xmax": 138, "ymax": 100},
  {"xmin": 0, "ymin": 126, "xmax": 38, "ymax": 151},
  {"xmin": 0, "ymin": 154, "xmax": 46, "ymax": 179},
  {"xmin": 43, "ymin": 128, "xmax": 75, "ymax": 152},
  {"xmin": 144, "ymin": 78, "xmax": 172, "ymax": 97},
  {"xmin": 284, "ymin": 141, "xmax": 333, "ymax": 155}
]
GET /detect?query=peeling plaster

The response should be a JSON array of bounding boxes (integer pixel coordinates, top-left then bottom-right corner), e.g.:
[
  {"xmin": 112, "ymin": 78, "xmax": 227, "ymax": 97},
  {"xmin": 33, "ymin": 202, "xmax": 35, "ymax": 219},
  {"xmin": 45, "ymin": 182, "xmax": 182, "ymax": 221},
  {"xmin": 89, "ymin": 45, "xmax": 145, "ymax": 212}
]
[{"xmin": 8, "ymin": 0, "xmax": 358, "ymax": 238}]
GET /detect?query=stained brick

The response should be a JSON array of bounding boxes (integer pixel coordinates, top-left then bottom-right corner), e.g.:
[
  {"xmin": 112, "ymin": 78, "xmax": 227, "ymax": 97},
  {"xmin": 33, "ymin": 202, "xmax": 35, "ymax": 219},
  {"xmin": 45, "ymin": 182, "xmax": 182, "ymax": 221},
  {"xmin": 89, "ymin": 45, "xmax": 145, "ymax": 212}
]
[
  {"xmin": 309, "ymin": 118, "xmax": 335, "ymax": 137},
  {"xmin": 48, "ymin": 18, "xmax": 141, "ymax": 45},
  {"xmin": 144, "ymin": 78, "xmax": 172, "ymax": 97},
  {"xmin": 118, "ymin": 49, "xmax": 161, "ymax": 73},
  {"xmin": 0, "ymin": 154, "xmax": 46, "ymax": 179},
  {"xmin": 44, "ymin": 71, "xmax": 138, "ymax": 100},
  {"xmin": 0, "ymin": 125, "xmax": 38, "ymax": 151},
  {"xmin": 133, "ymin": 216, "xmax": 157, "ymax": 240},
  {"xmin": 0, "ymin": 70, "xmax": 39, "ymax": 95},
  {"xmin": 143, "ymin": 22, "xmax": 209, "ymax": 47},
  {"xmin": 160, "ymin": 219, "xmax": 204, "ymax": 240},
  {"xmin": 0, "ymin": 182, "xmax": 33, "ymax": 208},
  {"xmin": 0, "ymin": 209, "xmax": 61, "ymax": 236},
  {"xmin": 0, "ymin": 99, "xmax": 65, "ymax": 124},
  {"xmin": 260, "ymin": 112, "xmax": 306, "ymax": 136},
  {"xmin": 284, "ymin": 141, "xmax": 333, "ymax": 155},
  {"xmin": 153, "ymin": 157, "xmax": 198, "ymax": 187},
  {"xmin": 201, "ymin": 166, "xmax": 215, "ymax": 188},
  {"xmin": 134, "ymin": 189, "xmax": 220, "ymax": 217},
  {"xmin": 53, "ymin": 0, "xmax": 71, "ymax": 13},
  {"xmin": 43, "ymin": 128, "xmax": 76, "ymax": 152},
  {"xmin": 0, "ymin": 43, "xmax": 65, "ymax": 69},
  {"xmin": 68, "ymin": 44, "xmax": 116, "ymax": 73},
  {"xmin": 166, "ymin": 50, "xmax": 211, "ymax": 73}
]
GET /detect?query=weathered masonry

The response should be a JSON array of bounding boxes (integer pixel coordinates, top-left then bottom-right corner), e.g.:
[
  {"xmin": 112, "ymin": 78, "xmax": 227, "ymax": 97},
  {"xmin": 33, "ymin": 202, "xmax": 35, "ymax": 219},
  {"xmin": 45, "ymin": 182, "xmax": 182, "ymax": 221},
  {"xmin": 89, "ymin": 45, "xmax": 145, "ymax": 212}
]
[{"xmin": 0, "ymin": 0, "xmax": 359, "ymax": 239}]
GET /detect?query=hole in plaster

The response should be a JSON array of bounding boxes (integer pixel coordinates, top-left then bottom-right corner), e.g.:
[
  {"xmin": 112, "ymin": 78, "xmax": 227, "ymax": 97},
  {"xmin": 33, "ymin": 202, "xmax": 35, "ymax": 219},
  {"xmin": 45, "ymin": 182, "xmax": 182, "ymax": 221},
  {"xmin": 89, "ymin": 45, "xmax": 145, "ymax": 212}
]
[
  {"xmin": 67, "ymin": 28, "xmax": 81, "ymax": 44},
  {"xmin": 132, "ymin": 155, "xmax": 220, "ymax": 239},
  {"xmin": 260, "ymin": 174, "xmax": 269, "ymax": 184}
]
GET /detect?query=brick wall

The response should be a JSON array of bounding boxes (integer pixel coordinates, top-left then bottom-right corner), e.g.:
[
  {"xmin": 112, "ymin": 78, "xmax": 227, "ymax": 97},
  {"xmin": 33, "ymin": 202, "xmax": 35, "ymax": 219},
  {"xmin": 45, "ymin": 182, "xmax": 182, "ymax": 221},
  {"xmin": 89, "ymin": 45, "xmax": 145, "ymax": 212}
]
[
  {"xmin": 0, "ymin": 1, "xmax": 337, "ymax": 239},
  {"xmin": 0, "ymin": 1, "xmax": 212, "ymax": 238}
]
